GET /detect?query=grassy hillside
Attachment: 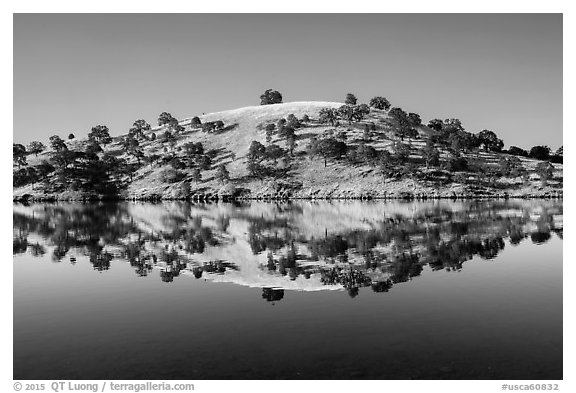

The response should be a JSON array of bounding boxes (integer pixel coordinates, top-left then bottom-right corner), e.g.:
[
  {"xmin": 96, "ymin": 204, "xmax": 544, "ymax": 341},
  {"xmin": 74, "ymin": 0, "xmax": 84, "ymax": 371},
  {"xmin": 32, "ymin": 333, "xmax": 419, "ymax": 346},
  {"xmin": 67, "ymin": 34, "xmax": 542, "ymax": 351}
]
[{"xmin": 13, "ymin": 101, "xmax": 563, "ymax": 200}]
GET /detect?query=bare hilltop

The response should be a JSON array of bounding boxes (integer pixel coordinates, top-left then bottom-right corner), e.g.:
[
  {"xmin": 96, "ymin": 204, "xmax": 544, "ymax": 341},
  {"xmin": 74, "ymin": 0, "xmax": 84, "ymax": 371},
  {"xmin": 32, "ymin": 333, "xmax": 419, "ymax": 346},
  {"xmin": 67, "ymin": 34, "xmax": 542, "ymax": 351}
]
[{"xmin": 13, "ymin": 95, "xmax": 563, "ymax": 201}]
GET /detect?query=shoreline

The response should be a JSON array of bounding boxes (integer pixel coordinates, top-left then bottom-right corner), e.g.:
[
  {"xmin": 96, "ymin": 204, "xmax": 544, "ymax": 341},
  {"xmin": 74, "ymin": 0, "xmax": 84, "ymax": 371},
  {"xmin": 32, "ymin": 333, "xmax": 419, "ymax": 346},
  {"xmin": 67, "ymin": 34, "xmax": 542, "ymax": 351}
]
[{"xmin": 13, "ymin": 192, "xmax": 563, "ymax": 203}]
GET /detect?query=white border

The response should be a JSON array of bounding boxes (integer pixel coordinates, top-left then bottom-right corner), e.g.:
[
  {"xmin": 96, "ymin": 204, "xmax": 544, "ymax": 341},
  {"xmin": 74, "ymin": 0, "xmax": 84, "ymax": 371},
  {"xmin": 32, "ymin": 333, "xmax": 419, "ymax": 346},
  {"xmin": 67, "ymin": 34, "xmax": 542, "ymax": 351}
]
[{"xmin": 3, "ymin": 2, "xmax": 572, "ymax": 392}]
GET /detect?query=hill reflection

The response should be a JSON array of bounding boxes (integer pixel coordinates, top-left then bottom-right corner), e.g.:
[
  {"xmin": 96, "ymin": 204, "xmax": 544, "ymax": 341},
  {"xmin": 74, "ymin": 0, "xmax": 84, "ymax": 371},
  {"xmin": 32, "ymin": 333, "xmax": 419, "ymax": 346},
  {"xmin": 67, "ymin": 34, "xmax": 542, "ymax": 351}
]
[{"xmin": 13, "ymin": 200, "xmax": 562, "ymax": 299}]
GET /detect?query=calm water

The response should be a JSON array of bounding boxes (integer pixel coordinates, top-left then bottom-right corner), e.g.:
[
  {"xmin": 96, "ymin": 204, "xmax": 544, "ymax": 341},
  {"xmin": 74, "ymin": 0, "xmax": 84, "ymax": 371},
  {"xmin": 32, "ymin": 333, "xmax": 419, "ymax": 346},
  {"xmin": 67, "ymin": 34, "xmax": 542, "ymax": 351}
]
[{"xmin": 13, "ymin": 200, "xmax": 562, "ymax": 380}]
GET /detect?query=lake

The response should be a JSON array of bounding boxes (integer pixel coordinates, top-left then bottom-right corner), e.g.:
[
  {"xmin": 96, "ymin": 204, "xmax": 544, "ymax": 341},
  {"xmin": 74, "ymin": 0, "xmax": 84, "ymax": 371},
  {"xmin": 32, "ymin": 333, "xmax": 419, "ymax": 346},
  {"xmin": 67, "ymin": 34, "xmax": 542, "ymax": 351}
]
[{"xmin": 13, "ymin": 200, "xmax": 563, "ymax": 380}]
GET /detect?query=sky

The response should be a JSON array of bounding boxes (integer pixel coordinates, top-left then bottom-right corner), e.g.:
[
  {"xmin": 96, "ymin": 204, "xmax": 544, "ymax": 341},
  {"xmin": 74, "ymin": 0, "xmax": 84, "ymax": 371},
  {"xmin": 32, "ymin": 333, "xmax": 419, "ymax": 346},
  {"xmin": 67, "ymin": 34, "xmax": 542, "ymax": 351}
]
[{"xmin": 13, "ymin": 13, "xmax": 562, "ymax": 150}]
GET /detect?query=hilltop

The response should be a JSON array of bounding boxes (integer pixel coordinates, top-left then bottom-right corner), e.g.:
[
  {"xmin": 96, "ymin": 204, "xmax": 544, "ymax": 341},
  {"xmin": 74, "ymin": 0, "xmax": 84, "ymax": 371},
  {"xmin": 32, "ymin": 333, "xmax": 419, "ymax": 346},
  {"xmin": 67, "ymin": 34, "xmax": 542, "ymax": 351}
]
[{"xmin": 13, "ymin": 100, "xmax": 563, "ymax": 201}]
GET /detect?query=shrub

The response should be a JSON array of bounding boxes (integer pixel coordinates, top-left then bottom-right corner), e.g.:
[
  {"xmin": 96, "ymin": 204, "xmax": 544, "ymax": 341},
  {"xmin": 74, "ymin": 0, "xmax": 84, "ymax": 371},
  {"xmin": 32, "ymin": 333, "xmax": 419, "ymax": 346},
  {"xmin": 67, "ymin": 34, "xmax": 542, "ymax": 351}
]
[
  {"xmin": 338, "ymin": 104, "xmax": 369, "ymax": 124},
  {"xmin": 408, "ymin": 113, "xmax": 422, "ymax": 126},
  {"xmin": 548, "ymin": 146, "xmax": 562, "ymax": 163},
  {"xmin": 129, "ymin": 120, "xmax": 151, "ymax": 140},
  {"xmin": 190, "ymin": 116, "xmax": 202, "ymax": 127},
  {"xmin": 47, "ymin": 136, "xmax": 65, "ymax": 153},
  {"xmin": 13, "ymin": 144, "xmax": 27, "ymax": 167},
  {"xmin": 174, "ymin": 182, "xmax": 190, "ymax": 198},
  {"xmin": 35, "ymin": 160, "xmax": 55, "ymax": 178},
  {"xmin": 158, "ymin": 112, "xmax": 174, "ymax": 126},
  {"xmin": 88, "ymin": 125, "xmax": 112, "ymax": 145},
  {"xmin": 202, "ymin": 122, "xmax": 216, "ymax": 133},
  {"xmin": 86, "ymin": 140, "xmax": 103, "ymax": 155},
  {"xmin": 265, "ymin": 124, "xmax": 276, "ymax": 144},
  {"xmin": 160, "ymin": 168, "xmax": 185, "ymax": 183},
  {"xmin": 146, "ymin": 154, "xmax": 161, "ymax": 167},
  {"xmin": 369, "ymin": 96, "xmax": 391, "ymax": 110},
  {"xmin": 392, "ymin": 142, "xmax": 411, "ymax": 163},
  {"xmin": 420, "ymin": 141, "xmax": 440, "ymax": 168},
  {"xmin": 265, "ymin": 144, "xmax": 286, "ymax": 163},
  {"xmin": 191, "ymin": 168, "xmax": 202, "ymax": 183},
  {"xmin": 170, "ymin": 158, "xmax": 186, "ymax": 170},
  {"xmin": 448, "ymin": 131, "xmax": 478, "ymax": 154},
  {"xmin": 196, "ymin": 155, "xmax": 212, "ymax": 170},
  {"xmin": 162, "ymin": 131, "xmax": 176, "ymax": 146},
  {"xmin": 477, "ymin": 130, "xmax": 504, "ymax": 152},
  {"xmin": 248, "ymin": 141, "xmax": 267, "ymax": 161},
  {"xmin": 27, "ymin": 141, "xmax": 45, "ymax": 157},
  {"xmin": 214, "ymin": 120, "xmax": 225, "ymax": 130},
  {"xmin": 508, "ymin": 146, "xmax": 528, "ymax": 157},
  {"xmin": 499, "ymin": 156, "xmax": 524, "ymax": 177},
  {"xmin": 427, "ymin": 119, "xmax": 443, "ymax": 132},
  {"xmin": 529, "ymin": 145, "xmax": 551, "ymax": 161},
  {"xmin": 184, "ymin": 142, "xmax": 204, "ymax": 156},
  {"xmin": 345, "ymin": 93, "xmax": 357, "ymax": 105},
  {"xmin": 356, "ymin": 143, "xmax": 378, "ymax": 165},
  {"xmin": 378, "ymin": 151, "xmax": 398, "ymax": 178},
  {"xmin": 13, "ymin": 167, "xmax": 36, "ymax": 187},
  {"xmin": 247, "ymin": 161, "xmax": 271, "ymax": 179},
  {"xmin": 286, "ymin": 132, "xmax": 297, "ymax": 155},
  {"xmin": 318, "ymin": 108, "xmax": 338, "ymax": 125},
  {"xmin": 389, "ymin": 108, "xmax": 417, "ymax": 141},
  {"xmin": 535, "ymin": 161, "xmax": 554, "ymax": 185},
  {"xmin": 446, "ymin": 156, "xmax": 468, "ymax": 172},
  {"xmin": 307, "ymin": 137, "xmax": 347, "ymax": 167},
  {"xmin": 260, "ymin": 89, "xmax": 283, "ymax": 105},
  {"xmin": 206, "ymin": 149, "xmax": 219, "ymax": 159},
  {"xmin": 286, "ymin": 114, "xmax": 301, "ymax": 129},
  {"xmin": 215, "ymin": 164, "xmax": 230, "ymax": 183}
]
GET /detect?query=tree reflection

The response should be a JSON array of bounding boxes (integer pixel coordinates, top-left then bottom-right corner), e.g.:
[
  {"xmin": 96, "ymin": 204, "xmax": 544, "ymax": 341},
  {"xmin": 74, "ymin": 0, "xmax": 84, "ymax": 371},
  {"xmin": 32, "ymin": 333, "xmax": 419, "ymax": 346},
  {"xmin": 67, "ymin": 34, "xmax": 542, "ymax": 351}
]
[
  {"xmin": 531, "ymin": 231, "xmax": 551, "ymax": 244},
  {"xmin": 262, "ymin": 288, "xmax": 284, "ymax": 302},
  {"xmin": 13, "ymin": 200, "xmax": 562, "ymax": 297},
  {"xmin": 13, "ymin": 236, "xmax": 28, "ymax": 254}
]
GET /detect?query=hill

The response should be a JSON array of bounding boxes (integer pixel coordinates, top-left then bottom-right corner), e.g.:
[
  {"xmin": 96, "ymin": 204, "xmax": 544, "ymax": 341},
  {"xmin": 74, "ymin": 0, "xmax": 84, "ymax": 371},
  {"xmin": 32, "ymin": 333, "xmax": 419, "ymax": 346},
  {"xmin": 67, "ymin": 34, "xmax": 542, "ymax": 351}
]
[{"xmin": 13, "ymin": 101, "xmax": 563, "ymax": 201}]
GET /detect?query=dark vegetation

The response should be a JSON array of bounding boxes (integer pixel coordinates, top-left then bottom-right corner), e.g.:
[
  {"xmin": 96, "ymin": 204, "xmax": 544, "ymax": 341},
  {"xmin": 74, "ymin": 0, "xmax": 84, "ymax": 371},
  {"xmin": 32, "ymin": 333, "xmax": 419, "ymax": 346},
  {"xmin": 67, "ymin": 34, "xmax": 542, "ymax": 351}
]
[{"xmin": 260, "ymin": 89, "xmax": 283, "ymax": 105}]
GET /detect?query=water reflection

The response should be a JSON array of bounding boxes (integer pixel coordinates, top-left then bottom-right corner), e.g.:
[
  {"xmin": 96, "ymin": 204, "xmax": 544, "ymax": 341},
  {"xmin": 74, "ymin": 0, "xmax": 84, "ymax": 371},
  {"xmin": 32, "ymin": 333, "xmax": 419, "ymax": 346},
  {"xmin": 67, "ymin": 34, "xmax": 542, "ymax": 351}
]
[{"xmin": 13, "ymin": 200, "xmax": 562, "ymax": 300}]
